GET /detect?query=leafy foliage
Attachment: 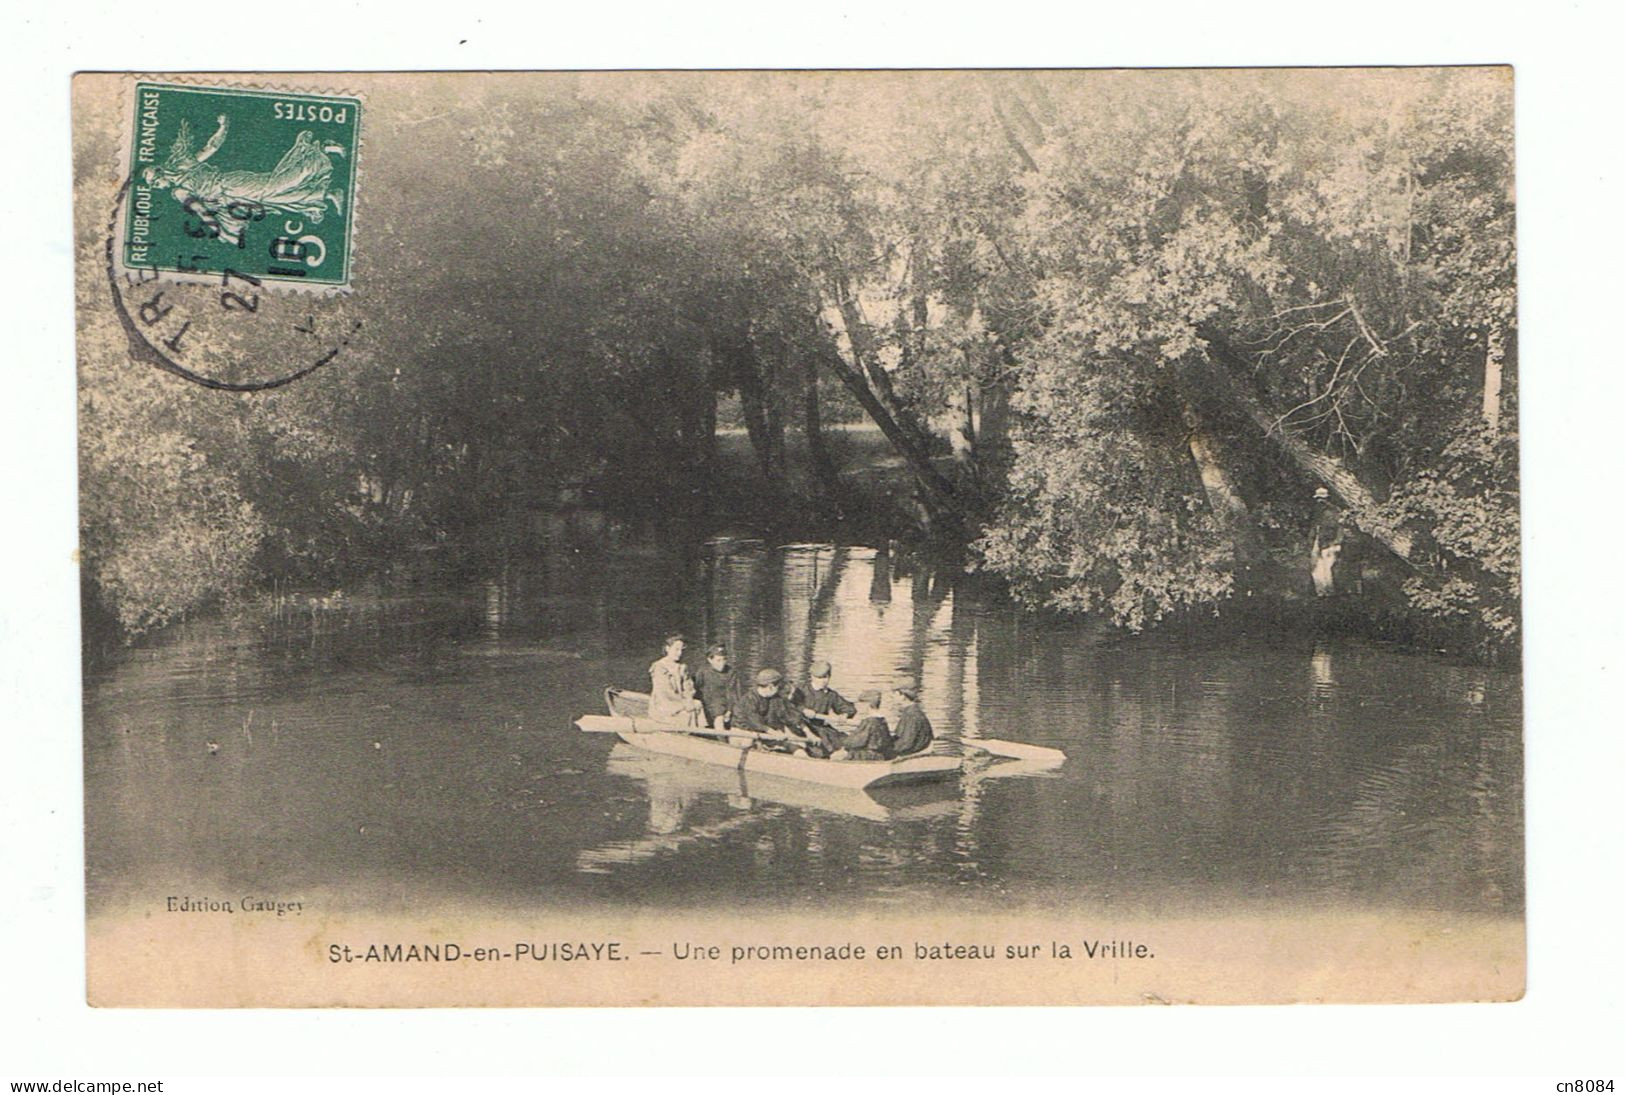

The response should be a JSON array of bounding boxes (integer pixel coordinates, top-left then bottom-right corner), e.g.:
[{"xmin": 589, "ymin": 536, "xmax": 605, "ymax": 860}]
[
  {"xmin": 1382, "ymin": 421, "xmax": 1521, "ymax": 645},
  {"xmin": 76, "ymin": 71, "xmax": 1518, "ymax": 653},
  {"xmin": 77, "ymin": 313, "xmax": 267, "ymax": 634},
  {"xmin": 969, "ymin": 70, "xmax": 1518, "ymax": 647}
]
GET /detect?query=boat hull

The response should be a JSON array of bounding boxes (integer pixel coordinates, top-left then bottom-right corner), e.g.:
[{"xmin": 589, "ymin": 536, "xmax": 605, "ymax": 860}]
[
  {"xmin": 582, "ymin": 690, "xmax": 962, "ymax": 790},
  {"xmin": 612, "ymin": 723, "xmax": 962, "ymax": 789}
]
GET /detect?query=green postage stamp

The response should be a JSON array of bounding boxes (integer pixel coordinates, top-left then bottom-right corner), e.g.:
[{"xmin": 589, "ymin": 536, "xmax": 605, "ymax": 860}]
[{"xmin": 121, "ymin": 81, "xmax": 360, "ymax": 287}]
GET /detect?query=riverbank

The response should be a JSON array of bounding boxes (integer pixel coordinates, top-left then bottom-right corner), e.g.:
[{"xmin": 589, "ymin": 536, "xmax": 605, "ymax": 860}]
[{"xmin": 80, "ymin": 418, "xmax": 1515, "ymax": 667}]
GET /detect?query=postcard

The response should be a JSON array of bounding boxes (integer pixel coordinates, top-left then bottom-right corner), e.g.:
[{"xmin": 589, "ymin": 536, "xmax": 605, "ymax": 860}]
[{"xmin": 74, "ymin": 68, "xmax": 1521, "ymax": 1006}]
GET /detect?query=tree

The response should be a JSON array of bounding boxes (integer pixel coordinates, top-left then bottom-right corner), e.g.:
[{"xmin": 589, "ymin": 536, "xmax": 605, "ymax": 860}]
[
  {"xmin": 974, "ymin": 69, "xmax": 1517, "ymax": 645},
  {"xmin": 76, "ymin": 70, "xmax": 1519, "ymax": 653}
]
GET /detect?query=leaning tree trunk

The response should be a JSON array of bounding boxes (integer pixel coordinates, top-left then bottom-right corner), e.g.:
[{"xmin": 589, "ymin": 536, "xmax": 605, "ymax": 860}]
[
  {"xmin": 1181, "ymin": 400, "xmax": 1262, "ymax": 561},
  {"xmin": 814, "ymin": 339, "xmax": 962, "ymax": 525},
  {"xmin": 811, "ymin": 307, "xmax": 964, "ymax": 526},
  {"xmin": 1194, "ymin": 334, "xmax": 1416, "ymax": 561},
  {"xmin": 829, "ymin": 285, "xmax": 940, "ymax": 461}
]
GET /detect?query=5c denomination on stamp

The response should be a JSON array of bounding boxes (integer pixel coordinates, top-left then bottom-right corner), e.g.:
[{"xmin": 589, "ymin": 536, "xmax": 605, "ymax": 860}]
[{"xmin": 121, "ymin": 81, "xmax": 360, "ymax": 288}]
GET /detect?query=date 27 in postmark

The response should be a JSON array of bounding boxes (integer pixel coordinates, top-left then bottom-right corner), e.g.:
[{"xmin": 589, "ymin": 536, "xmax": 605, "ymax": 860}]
[{"xmin": 121, "ymin": 81, "xmax": 360, "ymax": 288}]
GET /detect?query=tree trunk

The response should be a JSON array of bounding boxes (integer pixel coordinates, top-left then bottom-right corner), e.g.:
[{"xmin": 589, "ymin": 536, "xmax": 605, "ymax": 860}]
[
  {"xmin": 803, "ymin": 349, "xmax": 839, "ymax": 490},
  {"xmin": 739, "ymin": 381, "xmax": 784, "ymax": 488},
  {"xmin": 814, "ymin": 336, "xmax": 961, "ymax": 523},
  {"xmin": 1194, "ymin": 333, "xmax": 1416, "ymax": 561},
  {"xmin": 662, "ymin": 345, "xmax": 710, "ymax": 474},
  {"xmin": 717, "ymin": 328, "xmax": 786, "ymax": 490},
  {"xmin": 1482, "ymin": 325, "xmax": 1505, "ymax": 435},
  {"xmin": 814, "ymin": 303, "xmax": 963, "ymax": 525},
  {"xmin": 701, "ymin": 387, "xmax": 718, "ymax": 470},
  {"xmin": 1181, "ymin": 400, "xmax": 1262, "ymax": 561},
  {"xmin": 947, "ymin": 382, "xmax": 977, "ymax": 468},
  {"xmin": 988, "ymin": 94, "xmax": 1040, "ymax": 172},
  {"xmin": 829, "ymin": 286, "xmax": 938, "ymax": 459},
  {"xmin": 976, "ymin": 375, "xmax": 1011, "ymax": 452}
]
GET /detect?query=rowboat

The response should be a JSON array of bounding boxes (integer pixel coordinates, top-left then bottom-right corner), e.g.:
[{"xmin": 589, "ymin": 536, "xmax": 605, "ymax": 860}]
[{"xmin": 577, "ymin": 689, "xmax": 964, "ymax": 791}]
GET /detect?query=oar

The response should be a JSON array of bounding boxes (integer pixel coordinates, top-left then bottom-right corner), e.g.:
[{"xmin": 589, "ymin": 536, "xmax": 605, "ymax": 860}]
[
  {"xmin": 579, "ymin": 715, "xmax": 719, "ymax": 736},
  {"xmin": 575, "ymin": 716, "xmax": 816, "ymax": 751},
  {"xmin": 807, "ymin": 714, "xmax": 1066, "ymax": 764},
  {"xmin": 958, "ymin": 737, "xmax": 1067, "ymax": 763}
]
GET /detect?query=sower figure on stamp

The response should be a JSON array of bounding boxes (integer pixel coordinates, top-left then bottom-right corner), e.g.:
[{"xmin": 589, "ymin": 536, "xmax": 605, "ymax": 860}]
[
  {"xmin": 142, "ymin": 114, "xmax": 347, "ymax": 246},
  {"xmin": 1309, "ymin": 486, "xmax": 1344, "ymax": 597}
]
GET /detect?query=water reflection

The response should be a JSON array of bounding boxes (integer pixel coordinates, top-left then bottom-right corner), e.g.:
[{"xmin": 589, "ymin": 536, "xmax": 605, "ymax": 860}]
[
  {"xmin": 1311, "ymin": 644, "xmax": 1336, "ymax": 695},
  {"xmin": 82, "ymin": 526, "xmax": 1523, "ymax": 919}
]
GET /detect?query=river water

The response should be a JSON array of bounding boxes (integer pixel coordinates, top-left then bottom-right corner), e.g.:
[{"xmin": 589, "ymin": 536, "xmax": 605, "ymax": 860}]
[{"xmin": 83, "ymin": 520, "xmax": 1523, "ymax": 922}]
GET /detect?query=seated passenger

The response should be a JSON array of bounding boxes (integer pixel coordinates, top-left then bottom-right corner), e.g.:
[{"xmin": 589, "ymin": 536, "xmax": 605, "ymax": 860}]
[
  {"xmin": 738, "ymin": 668, "xmax": 843, "ymax": 756},
  {"xmin": 780, "ymin": 675, "xmax": 806, "ymax": 711},
  {"xmin": 888, "ymin": 677, "xmax": 934, "ymax": 757},
  {"xmin": 800, "ymin": 660, "xmax": 857, "ymax": 719},
  {"xmin": 835, "ymin": 690, "xmax": 893, "ymax": 761},
  {"xmin": 694, "ymin": 642, "xmax": 739, "ymax": 729},
  {"xmin": 647, "ymin": 633, "xmax": 703, "ymax": 725}
]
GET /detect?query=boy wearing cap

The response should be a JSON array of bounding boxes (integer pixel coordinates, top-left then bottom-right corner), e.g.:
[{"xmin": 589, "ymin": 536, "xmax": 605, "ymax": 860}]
[
  {"xmin": 694, "ymin": 643, "xmax": 740, "ymax": 729},
  {"xmin": 835, "ymin": 689, "xmax": 894, "ymax": 761},
  {"xmin": 738, "ymin": 668, "xmax": 844, "ymax": 757},
  {"xmin": 889, "ymin": 678, "xmax": 935, "ymax": 757},
  {"xmin": 800, "ymin": 659, "xmax": 857, "ymax": 719}
]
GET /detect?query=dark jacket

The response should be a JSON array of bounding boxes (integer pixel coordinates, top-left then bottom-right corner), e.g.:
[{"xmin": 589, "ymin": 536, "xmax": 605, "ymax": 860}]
[
  {"xmin": 694, "ymin": 664, "xmax": 739, "ymax": 725},
  {"xmin": 739, "ymin": 689, "xmax": 843, "ymax": 755},
  {"xmin": 841, "ymin": 716, "xmax": 893, "ymax": 761},
  {"xmin": 802, "ymin": 685, "xmax": 857, "ymax": 719},
  {"xmin": 890, "ymin": 703, "xmax": 934, "ymax": 757},
  {"xmin": 1311, "ymin": 505, "xmax": 1343, "ymax": 549},
  {"xmin": 737, "ymin": 689, "xmax": 811, "ymax": 735}
]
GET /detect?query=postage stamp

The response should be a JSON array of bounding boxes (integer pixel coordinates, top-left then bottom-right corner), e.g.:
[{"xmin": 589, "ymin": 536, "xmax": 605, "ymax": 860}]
[{"xmin": 120, "ymin": 81, "xmax": 360, "ymax": 287}]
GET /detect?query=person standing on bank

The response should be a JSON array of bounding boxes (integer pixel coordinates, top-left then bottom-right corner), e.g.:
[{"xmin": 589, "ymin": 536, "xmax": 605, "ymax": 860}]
[
  {"xmin": 800, "ymin": 660, "xmax": 857, "ymax": 720},
  {"xmin": 694, "ymin": 642, "xmax": 739, "ymax": 729},
  {"xmin": 888, "ymin": 678, "xmax": 935, "ymax": 757},
  {"xmin": 1309, "ymin": 486, "xmax": 1344, "ymax": 597},
  {"xmin": 648, "ymin": 633, "xmax": 703, "ymax": 725}
]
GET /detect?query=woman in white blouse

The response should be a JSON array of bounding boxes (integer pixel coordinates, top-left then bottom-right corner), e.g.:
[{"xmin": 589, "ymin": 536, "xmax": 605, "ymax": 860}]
[{"xmin": 647, "ymin": 633, "xmax": 703, "ymax": 725}]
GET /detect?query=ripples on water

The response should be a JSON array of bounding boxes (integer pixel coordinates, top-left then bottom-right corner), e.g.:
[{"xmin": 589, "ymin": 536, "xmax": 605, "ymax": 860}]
[{"xmin": 83, "ymin": 520, "xmax": 1523, "ymax": 919}]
